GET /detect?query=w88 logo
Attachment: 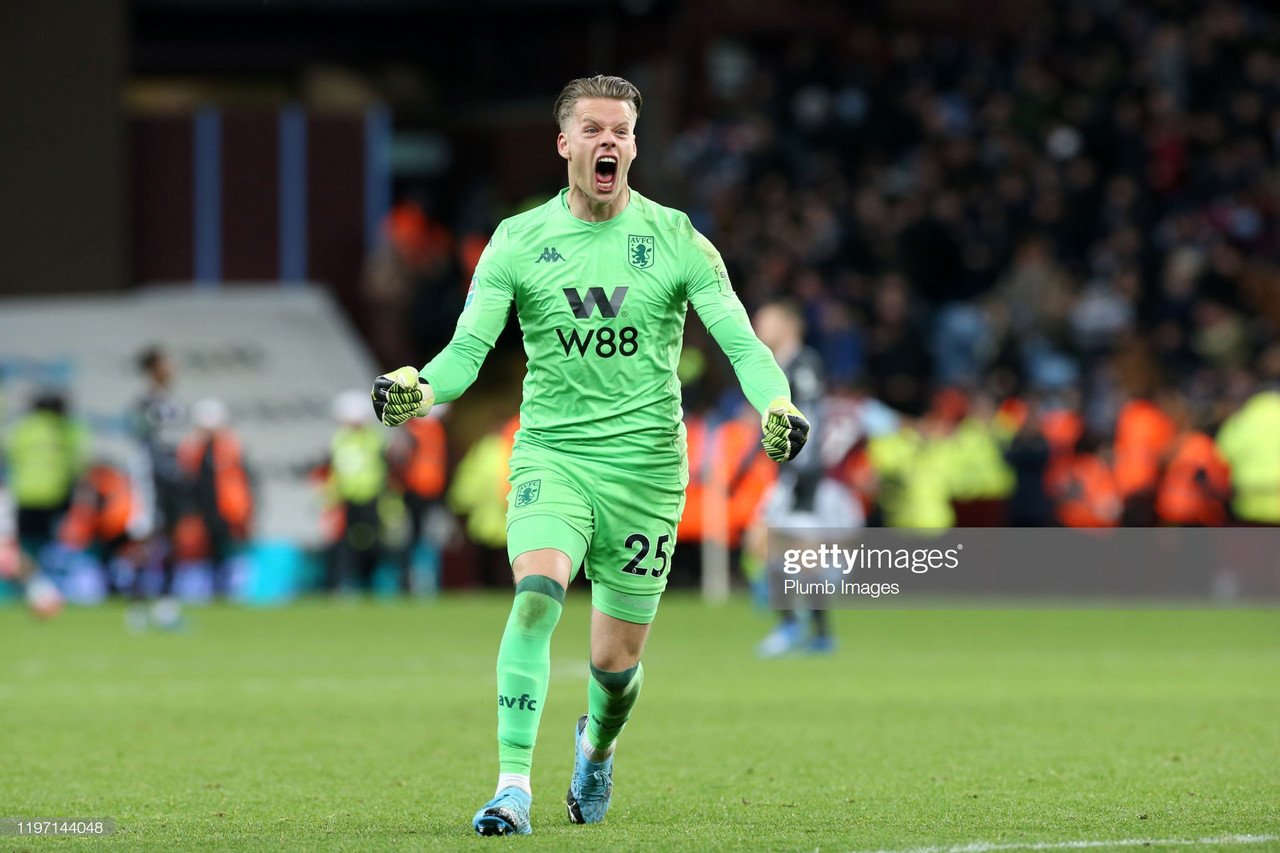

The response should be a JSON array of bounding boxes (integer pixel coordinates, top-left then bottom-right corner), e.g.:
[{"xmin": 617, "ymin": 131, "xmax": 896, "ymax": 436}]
[{"xmin": 556, "ymin": 326, "xmax": 639, "ymax": 358}]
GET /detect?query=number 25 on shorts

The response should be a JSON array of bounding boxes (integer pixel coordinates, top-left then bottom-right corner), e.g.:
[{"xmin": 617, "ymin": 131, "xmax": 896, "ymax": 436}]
[{"xmin": 620, "ymin": 532, "xmax": 669, "ymax": 577}]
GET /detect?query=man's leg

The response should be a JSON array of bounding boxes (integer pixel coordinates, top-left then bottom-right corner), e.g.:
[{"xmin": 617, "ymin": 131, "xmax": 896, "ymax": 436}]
[
  {"xmin": 566, "ymin": 460, "xmax": 682, "ymax": 825},
  {"xmin": 126, "ymin": 536, "xmax": 153, "ymax": 631},
  {"xmin": 398, "ymin": 493, "xmax": 427, "ymax": 593},
  {"xmin": 496, "ymin": 549, "xmax": 571, "ymax": 787},
  {"xmin": 474, "ymin": 462, "xmax": 594, "ymax": 835},
  {"xmin": 150, "ymin": 530, "xmax": 184, "ymax": 630},
  {"xmin": 14, "ymin": 543, "xmax": 63, "ymax": 619},
  {"xmin": 567, "ymin": 588, "xmax": 658, "ymax": 825},
  {"xmin": 757, "ymin": 526, "xmax": 803, "ymax": 657},
  {"xmin": 149, "ymin": 482, "xmax": 186, "ymax": 630},
  {"xmin": 759, "ymin": 609, "xmax": 805, "ymax": 657},
  {"xmin": 15, "ymin": 508, "xmax": 64, "ymax": 619},
  {"xmin": 473, "ymin": 547, "xmax": 573, "ymax": 836},
  {"xmin": 583, "ymin": 608, "xmax": 649, "ymax": 758}
]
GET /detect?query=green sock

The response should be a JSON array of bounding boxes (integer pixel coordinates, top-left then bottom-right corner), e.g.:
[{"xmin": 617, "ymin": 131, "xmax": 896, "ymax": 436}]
[
  {"xmin": 585, "ymin": 662, "xmax": 644, "ymax": 754},
  {"xmin": 496, "ymin": 576, "xmax": 565, "ymax": 775}
]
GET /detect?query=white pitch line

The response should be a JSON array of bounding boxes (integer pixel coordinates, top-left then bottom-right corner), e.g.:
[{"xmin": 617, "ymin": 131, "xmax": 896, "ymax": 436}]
[{"xmin": 858, "ymin": 833, "xmax": 1279, "ymax": 853}]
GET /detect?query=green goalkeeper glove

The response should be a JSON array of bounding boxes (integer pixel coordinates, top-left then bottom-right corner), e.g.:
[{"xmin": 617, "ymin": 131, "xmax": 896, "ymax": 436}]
[
  {"xmin": 761, "ymin": 397, "xmax": 810, "ymax": 463},
  {"xmin": 371, "ymin": 366, "xmax": 434, "ymax": 427}
]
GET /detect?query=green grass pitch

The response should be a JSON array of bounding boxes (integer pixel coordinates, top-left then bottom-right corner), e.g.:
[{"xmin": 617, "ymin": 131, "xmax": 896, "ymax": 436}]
[{"xmin": 3, "ymin": 594, "xmax": 1278, "ymax": 851}]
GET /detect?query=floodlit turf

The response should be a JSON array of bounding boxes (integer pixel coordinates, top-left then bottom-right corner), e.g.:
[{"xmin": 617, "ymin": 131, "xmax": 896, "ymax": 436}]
[{"xmin": 2, "ymin": 594, "xmax": 1278, "ymax": 851}]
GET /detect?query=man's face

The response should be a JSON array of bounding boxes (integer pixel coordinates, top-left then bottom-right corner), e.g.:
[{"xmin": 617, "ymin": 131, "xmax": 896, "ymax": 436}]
[
  {"xmin": 753, "ymin": 305, "xmax": 798, "ymax": 354},
  {"xmin": 151, "ymin": 354, "xmax": 174, "ymax": 386},
  {"xmin": 557, "ymin": 98, "xmax": 637, "ymax": 205}
]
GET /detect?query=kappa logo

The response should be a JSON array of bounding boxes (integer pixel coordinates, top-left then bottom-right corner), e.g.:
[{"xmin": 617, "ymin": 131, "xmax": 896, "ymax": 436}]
[
  {"xmin": 498, "ymin": 693, "xmax": 538, "ymax": 711},
  {"xmin": 628, "ymin": 234, "xmax": 654, "ymax": 269},
  {"xmin": 536, "ymin": 246, "xmax": 566, "ymax": 263},
  {"xmin": 563, "ymin": 286, "xmax": 628, "ymax": 319},
  {"xmin": 514, "ymin": 479, "xmax": 541, "ymax": 507}
]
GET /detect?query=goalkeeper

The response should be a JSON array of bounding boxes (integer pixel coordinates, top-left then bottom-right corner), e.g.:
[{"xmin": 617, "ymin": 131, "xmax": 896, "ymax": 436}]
[{"xmin": 372, "ymin": 74, "xmax": 810, "ymax": 837}]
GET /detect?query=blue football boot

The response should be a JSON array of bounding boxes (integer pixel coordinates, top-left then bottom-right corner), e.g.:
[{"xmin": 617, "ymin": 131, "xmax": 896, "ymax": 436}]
[
  {"xmin": 806, "ymin": 634, "xmax": 837, "ymax": 655},
  {"xmin": 757, "ymin": 620, "xmax": 804, "ymax": 658},
  {"xmin": 473, "ymin": 786, "xmax": 532, "ymax": 836},
  {"xmin": 566, "ymin": 714, "xmax": 613, "ymax": 824}
]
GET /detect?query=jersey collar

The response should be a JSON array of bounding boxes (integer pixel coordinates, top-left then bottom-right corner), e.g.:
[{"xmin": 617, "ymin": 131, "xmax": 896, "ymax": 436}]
[{"xmin": 557, "ymin": 187, "xmax": 638, "ymax": 229}]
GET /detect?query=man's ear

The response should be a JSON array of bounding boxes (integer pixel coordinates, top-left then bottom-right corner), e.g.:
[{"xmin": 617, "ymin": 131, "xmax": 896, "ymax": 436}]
[{"xmin": 556, "ymin": 132, "xmax": 569, "ymax": 161}]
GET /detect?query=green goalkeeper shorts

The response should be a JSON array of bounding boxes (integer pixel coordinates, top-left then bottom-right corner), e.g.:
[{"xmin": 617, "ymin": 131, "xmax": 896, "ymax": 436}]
[{"xmin": 506, "ymin": 445, "xmax": 687, "ymax": 625}]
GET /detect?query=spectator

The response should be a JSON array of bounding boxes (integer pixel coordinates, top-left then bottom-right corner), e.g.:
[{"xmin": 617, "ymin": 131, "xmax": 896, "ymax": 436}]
[
  {"xmin": 4, "ymin": 392, "xmax": 87, "ymax": 568},
  {"xmin": 59, "ymin": 460, "xmax": 140, "ymax": 597},
  {"xmin": 446, "ymin": 414, "xmax": 518, "ymax": 587},
  {"xmin": 324, "ymin": 391, "xmax": 394, "ymax": 593},
  {"xmin": 1215, "ymin": 384, "xmax": 1280, "ymax": 525},
  {"xmin": 386, "ymin": 410, "xmax": 449, "ymax": 594},
  {"xmin": 1155, "ymin": 393, "xmax": 1232, "ymax": 526},
  {"xmin": 128, "ymin": 346, "xmax": 187, "ymax": 631},
  {"xmin": 176, "ymin": 399, "xmax": 254, "ymax": 596}
]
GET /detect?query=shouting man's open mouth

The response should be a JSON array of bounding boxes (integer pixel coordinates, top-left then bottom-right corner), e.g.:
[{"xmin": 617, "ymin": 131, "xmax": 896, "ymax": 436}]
[{"xmin": 594, "ymin": 155, "xmax": 618, "ymax": 194}]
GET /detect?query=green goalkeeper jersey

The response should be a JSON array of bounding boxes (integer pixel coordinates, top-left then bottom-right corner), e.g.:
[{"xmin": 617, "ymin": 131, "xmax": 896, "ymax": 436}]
[{"xmin": 421, "ymin": 188, "xmax": 789, "ymax": 470}]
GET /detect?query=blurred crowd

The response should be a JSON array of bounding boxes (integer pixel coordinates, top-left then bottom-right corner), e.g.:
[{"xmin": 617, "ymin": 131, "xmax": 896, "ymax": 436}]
[
  {"xmin": 352, "ymin": 0, "xmax": 1280, "ymax": 545},
  {"xmin": 668, "ymin": 0, "xmax": 1280, "ymax": 421},
  {"xmin": 682, "ymin": 0, "xmax": 1280, "ymax": 531},
  {"xmin": 675, "ymin": 0, "xmax": 1280, "ymax": 539}
]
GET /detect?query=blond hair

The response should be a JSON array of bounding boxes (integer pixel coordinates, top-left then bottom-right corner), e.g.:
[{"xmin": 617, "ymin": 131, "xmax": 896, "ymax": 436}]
[{"xmin": 553, "ymin": 75, "xmax": 643, "ymax": 132}]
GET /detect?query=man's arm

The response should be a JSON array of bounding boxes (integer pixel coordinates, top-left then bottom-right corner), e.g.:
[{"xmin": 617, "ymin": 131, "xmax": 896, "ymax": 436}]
[
  {"xmin": 684, "ymin": 224, "xmax": 809, "ymax": 462},
  {"xmin": 418, "ymin": 327, "xmax": 495, "ymax": 403},
  {"xmin": 684, "ymin": 227, "xmax": 788, "ymax": 411},
  {"xmin": 703, "ymin": 314, "xmax": 789, "ymax": 415},
  {"xmin": 372, "ymin": 233, "xmax": 515, "ymax": 426},
  {"xmin": 702, "ymin": 313, "xmax": 811, "ymax": 464}
]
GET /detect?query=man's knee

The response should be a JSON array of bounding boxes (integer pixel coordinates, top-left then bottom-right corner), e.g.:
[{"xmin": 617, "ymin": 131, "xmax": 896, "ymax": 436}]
[
  {"xmin": 502, "ymin": 575, "xmax": 566, "ymax": 642},
  {"xmin": 590, "ymin": 611, "xmax": 649, "ymax": 670},
  {"xmin": 511, "ymin": 548, "xmax": 572, "ymax": 588},
  {"xmin": 591, "ymin": 647, "xmax": 642, "ymax": 671},
  {"xmin": 590, "ymin": 661, "xmax": 642, "ymax": 694}
]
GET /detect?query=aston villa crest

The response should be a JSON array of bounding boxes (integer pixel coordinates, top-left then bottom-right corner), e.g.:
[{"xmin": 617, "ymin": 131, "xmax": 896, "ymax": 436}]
[
  {"xmin": 628, "ymin": 234, "xmax": 654, "ymax": 269},
  {"xmin": 514, "ymin": 479, "xmax": 541, "ymax": 507}
]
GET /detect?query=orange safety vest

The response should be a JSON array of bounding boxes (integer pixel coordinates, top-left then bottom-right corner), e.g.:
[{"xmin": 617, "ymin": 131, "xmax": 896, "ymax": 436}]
[
  {"xmin": 397, "ymin": 417, "xmax": 447, "ymax": 499},
  {"xmin": 1113, "ymin": 400, "xmax": 1176, "ymax": 497},
  {"xmin": 1045, "ymin": 453, "xmax": 1120, "ymax": 528},
  {"xmin": 722, "ymin": 421, "xmax": 775, "ymax": 547},
  {"xmin": 677, "ymin": 418, "xmax": 708, "ymax": 542},
  {"xmin": 178, "ymin": 430, "xmax": 254, "ymax": 538},
  {"xmin": 678, "ymin": 418, "xmax": 775, "ymax": 547},
  {"xmin": 1040, "ymin": 409, "xmax": 1084, "ymax": 459},
  {"xmin": 60, "ymin": 464, "xmax": 134, "ymax": 548},
  {"xmin": 1155, "ymin": 432, "xmax": 1231, "ymax": 526}
]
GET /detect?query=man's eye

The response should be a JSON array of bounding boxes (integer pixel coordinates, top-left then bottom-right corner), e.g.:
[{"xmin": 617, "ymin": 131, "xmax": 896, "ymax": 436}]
[{"xmin": 584, "ymin": 127, "xmax": 597, "ymax": 134}]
